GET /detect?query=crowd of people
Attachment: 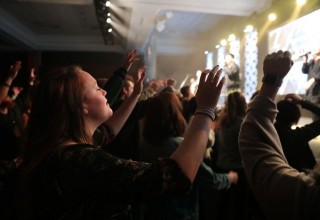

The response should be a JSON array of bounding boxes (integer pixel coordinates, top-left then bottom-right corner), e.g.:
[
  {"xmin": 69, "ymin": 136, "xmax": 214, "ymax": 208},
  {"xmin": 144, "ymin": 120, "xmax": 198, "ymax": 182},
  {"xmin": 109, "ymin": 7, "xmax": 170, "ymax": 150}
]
[{"xmin": 1, "ymin": 49, "xmax": 320, "ymax": 220}]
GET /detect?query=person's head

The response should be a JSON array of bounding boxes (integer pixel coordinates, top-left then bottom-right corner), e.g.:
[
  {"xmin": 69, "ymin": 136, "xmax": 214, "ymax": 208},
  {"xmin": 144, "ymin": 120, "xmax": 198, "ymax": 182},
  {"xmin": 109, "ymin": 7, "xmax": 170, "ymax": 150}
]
[
  {"xmin": 180, "ymin": 85, "xmax": 192, "ymax": 99},
  {"xmin": 276, "ymin": 100, "xmax": 301, "ymax": 126},
  {"xmin": 166, "ymin": 78, "xmax": 176, "ymax": 87},
  {"xmin": 220, "ymin": 91, "xmax": 247, "ymax": 126},
  {"xmin": 142, "ymin": 92, "xmax": 186, "ymax": 145},
  {"xmin": 24, "ymin": 66, "xmax": 111, "ymax": 168},
  {"xmin": 225, "ymin": 53, "xmax": 235, "ymax": 64},
  {"xmin": 121, "ymin": 76, "xmax": 134, "ymax": 99}
]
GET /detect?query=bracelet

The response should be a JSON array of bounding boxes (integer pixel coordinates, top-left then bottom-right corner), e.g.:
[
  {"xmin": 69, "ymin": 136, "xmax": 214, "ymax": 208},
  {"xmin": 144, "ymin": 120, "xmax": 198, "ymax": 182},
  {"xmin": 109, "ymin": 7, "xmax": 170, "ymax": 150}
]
[
  {"xmin": 1, "ymin": 82, "xmax": 10, "ymax": 87},
  {"xmin": 194, "ymin": 106, "xmax": 215, "ymax": 121}
]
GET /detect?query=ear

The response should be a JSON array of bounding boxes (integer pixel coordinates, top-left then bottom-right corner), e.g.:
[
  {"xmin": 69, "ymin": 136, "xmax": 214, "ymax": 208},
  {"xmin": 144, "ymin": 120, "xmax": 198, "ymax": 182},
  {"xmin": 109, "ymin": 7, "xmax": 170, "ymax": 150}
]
[{"xmin": 122, "ymin": 86, "xmax": 128, "ymax": 95}]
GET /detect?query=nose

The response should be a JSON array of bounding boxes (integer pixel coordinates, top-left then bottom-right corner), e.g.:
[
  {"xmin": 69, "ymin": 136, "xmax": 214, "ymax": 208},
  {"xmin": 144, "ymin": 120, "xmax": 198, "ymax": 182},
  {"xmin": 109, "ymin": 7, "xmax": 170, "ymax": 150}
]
[{"xmin": 102, "ymin": 89, "xmax": 107, "ymax": 96}]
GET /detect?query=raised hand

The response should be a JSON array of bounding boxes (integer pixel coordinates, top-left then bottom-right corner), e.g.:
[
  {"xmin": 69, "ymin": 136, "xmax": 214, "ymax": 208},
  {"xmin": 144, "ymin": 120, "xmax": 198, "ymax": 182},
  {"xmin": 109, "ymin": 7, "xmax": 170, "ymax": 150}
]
[
  {"xmin": 8, "ymin": 60, "xmax": 22, "ymax": 80},
  {"xmin": 123, "ymin": 50, "xmax": 140, "ymax": 72},
  {"xmin": 285, "ymin": 93, "xmax": 303, "ymax": 104},
  {"xmin": 195, "ymin": 65, "xmax": 225, "ymax": 109},
  {"xmin": 303, "ymin": 53, "xmax": 308, "ymax": 63},
  {"xmin": 132, "ymin": 66, "xmax": 147, "ymax": 96},
  {"xmin": 263, "ymin": 50, "xmax": 294, "ymax": 79},
  {"xmin": 12, "ymin": 86, "xmax": 23, "ymax": 97}
]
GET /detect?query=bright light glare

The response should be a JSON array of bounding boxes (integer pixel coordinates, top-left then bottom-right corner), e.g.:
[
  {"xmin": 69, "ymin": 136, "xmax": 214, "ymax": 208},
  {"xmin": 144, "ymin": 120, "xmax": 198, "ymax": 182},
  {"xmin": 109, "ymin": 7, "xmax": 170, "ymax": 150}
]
[
  {"xmin": 107, "ymin": 18, "xmax": 111, "ymax": 23},
  {"xmin": 204, "ymin": 51, "xmax": 208, "ymax": 55},
  {"xmin": 220, "ymin": 39, "xmax": 227, "ymax": 46},
  {"xmin": 228, "ymin": 34, "xmax": 236, "ymax": 41},
  {"xmin": 105, "ymin": 1, "xmax": 111, "ymax": 7},
  {"xmin": 268, "ymin": 13, "xmax": 277, "ymax": 21},
  {"xmin": 108, "ymin": 28, "xmax": 112, "ymax": 32},
  {"xmin": 296, "ymin": 0, "xmax": 307, "ymax": 6},
  {"xmin": 244, "ymin": 25, "xmax": 254, "ymax": 33}
]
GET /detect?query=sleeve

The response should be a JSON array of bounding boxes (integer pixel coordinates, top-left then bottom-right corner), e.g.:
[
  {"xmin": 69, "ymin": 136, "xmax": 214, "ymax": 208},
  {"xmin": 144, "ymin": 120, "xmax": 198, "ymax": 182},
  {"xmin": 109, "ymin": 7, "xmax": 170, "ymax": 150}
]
[
  {"xmin": 196, "ymin": 162, "xmax": 231, "ymax": 190},
  {"xmin": 61, "ymin": 148, "xmax": 192, "ymax": 204},
  {"xmin": 92, "ymin": 123, "xmax": 115, "ymax": 146},
  {"xmin": 103, "ymin": 67, "xmax": 127, "ymax": 106},
  {"xmin": 302, "ymin": 61, "xmax": 312, "ymax": 74},
  {"xmin": 239, "ymin": 95, "xmax": 318, "ymax": 220},
  {"xmin": 301, "ymin": 99, "xmax": 320, "ymax": 116}
]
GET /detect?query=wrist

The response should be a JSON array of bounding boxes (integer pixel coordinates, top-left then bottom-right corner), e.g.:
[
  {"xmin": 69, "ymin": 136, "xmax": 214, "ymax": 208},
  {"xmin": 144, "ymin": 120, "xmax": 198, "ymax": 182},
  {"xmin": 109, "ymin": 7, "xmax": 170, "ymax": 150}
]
[
  {"xmin": 262, "ymin": 74, "xmax": 283, "ymax": 87},
  {"xmin": 259, "ymin": 84, "xmax": 279, "ymax": 101},
  {"xmin": 194, "ymin": 106, "xmax": 215, "ymax": 121}
]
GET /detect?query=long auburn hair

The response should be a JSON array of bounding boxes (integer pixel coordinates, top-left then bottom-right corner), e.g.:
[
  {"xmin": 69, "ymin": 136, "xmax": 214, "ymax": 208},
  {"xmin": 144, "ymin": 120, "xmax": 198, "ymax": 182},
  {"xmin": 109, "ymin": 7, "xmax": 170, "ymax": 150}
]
[
  {"xmin": 142, "ymin": 91, "xmax": 186, "ymax": 146},
  {"xmin": 219, "ymin": 91, "xmax": 247, "ymax": 127},
  {"xmin": 16, "ymin": 65, "xmax": 93, "ymax": 219},
  {"xmin": 21, "ymin": 65, "xmax": 90, "ymax": 176}
]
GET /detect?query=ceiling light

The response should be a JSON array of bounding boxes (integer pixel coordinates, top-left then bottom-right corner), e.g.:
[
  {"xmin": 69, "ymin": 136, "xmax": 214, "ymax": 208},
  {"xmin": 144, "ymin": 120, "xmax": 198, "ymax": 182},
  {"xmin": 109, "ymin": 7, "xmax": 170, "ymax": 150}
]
[
  {"xmin": 268, "ymin": 13, "xmax": 277, "ymax": 21},
  {"xmin": 244, "ymin": 25, "xmax": 254, "ymax": 33},
  {"xmin": 108, "ymin": 28, "xmax": 112, "ymax": 32},
  {"xmin": 228, "ymin": 34, "xmax": 236, "ymax": 41},
  {"xmin": 107, "ymin": 13, "xmax": 111, "ymax": 17},
  {"xmin": 105, "ymin": 1, "xmax": 110, "ymax": 7},
  {"xmin": 296, "ymin": 0, "xmax": 306, "ymax": 6},
  {"xmin": 220, "ymin": 39, "xmax": 227, "ymax": 46},
  {"xmin": 106, "ymin": 18, "xmax": 111, "ymax": 23}
]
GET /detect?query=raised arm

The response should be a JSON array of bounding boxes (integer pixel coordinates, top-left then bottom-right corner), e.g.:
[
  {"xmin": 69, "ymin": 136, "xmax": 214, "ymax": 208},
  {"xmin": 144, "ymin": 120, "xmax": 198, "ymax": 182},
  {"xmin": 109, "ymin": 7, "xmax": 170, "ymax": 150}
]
[
  {"xmin": 171, "ymin": 65, "xmax": 225, "ymax": 182},
  {"xmin": 239, "ymin": 51, "xmax": 318, "ymax": 220},
  {"xmin": 104, "ymin": 66, "xmax": 146, "ymax": 136},
  {"xmin": 0, "ymin": 61, "xmax": 21, "ymax": 104},
  {"xmin": 286, "ymin": 93, "xmax": 320, "ymax": 116},
  {"xmin": 104, "ymin": 50, "xmax": 140, "ymax": 106}
]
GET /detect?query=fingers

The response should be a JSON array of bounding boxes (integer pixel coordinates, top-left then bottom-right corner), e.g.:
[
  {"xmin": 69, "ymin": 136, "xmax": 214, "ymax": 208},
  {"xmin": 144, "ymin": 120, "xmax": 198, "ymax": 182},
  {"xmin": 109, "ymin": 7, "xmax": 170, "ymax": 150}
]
[
  {"xmin": 138, "ymin": 66, "xmax": 147, "ymax": 74},
  {"xmin": 138, "ymin": 72, "xmax": 146, "ymax": 83},
  {"xmin": 207, "ymin": 65, "xmax": 219, "ymax": 82},
  {"xmin": 212, "ymin": 68, "xmax": 223, "ymax": 86},
  {"xmin": 283, "ymin": 50, "xmax": 291, "ymax": 59},
  {"xmin": 199, "ymin": 66, "xmax": 224, "ymax": 87},
  {"xmin": 216, "ymin": 75, "xmax": 226, "ymax": 92},
  {"xmin": 199, "ymin": 69, "xmax": 211, "ymax": 84}
]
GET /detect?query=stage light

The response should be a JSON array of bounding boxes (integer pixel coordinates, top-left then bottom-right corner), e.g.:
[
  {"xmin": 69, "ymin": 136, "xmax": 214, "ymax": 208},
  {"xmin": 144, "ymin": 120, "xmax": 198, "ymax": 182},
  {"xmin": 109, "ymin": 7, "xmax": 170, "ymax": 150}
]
[
  {"xmin": 220, "ymin": 39, "xmax": 227, "ymax": 46},
  {"xmin": 94, "ymin": 0, "xmax": 115, "ymax": 45},
  {"xmin": 228, "ymin": 34, "xmax": 236, "ymax": 41},
  {"xmin": 244, "ymin": 25, "xmax": 254, "ymax": 33},
  {"xmin": 268, "ymin": 13, "xmax": 277, "ymax": 21},
  {"xmin": 296, "ymin": 0, "xmax": 307, "ymax": 6}
]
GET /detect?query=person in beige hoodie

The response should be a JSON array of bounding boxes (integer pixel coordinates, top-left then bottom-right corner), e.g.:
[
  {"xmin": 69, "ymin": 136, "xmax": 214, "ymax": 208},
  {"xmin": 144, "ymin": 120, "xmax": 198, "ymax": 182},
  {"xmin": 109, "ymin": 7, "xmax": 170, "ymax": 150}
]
[{"xmin": 239, "ymin": 50, "xmax": 320, "ymax": 220}]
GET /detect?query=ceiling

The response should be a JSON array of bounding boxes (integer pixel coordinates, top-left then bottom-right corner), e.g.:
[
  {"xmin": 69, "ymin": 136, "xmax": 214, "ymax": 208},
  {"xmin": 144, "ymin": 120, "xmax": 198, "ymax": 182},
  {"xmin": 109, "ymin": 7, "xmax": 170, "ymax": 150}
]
[{"xmin": 0, "ymin": 0, "xmax": 273, "ymax": 55}]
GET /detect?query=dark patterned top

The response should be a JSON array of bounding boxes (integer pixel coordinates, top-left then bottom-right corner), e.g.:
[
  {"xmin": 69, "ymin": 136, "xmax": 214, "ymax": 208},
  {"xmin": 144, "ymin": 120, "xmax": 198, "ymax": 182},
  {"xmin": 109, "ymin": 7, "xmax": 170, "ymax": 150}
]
[{"xmin": 27, "ymin": 144, "xmax": 192, "ymax": 220}]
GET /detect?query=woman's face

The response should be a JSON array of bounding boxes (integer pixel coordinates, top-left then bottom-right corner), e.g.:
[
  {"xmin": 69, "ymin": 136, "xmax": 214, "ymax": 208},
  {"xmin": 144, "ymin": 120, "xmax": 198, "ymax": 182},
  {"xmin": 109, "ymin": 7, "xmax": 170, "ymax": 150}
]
[{"xmin": 79, "ymin": 70, "xmax": 113, "ymax": 126}]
